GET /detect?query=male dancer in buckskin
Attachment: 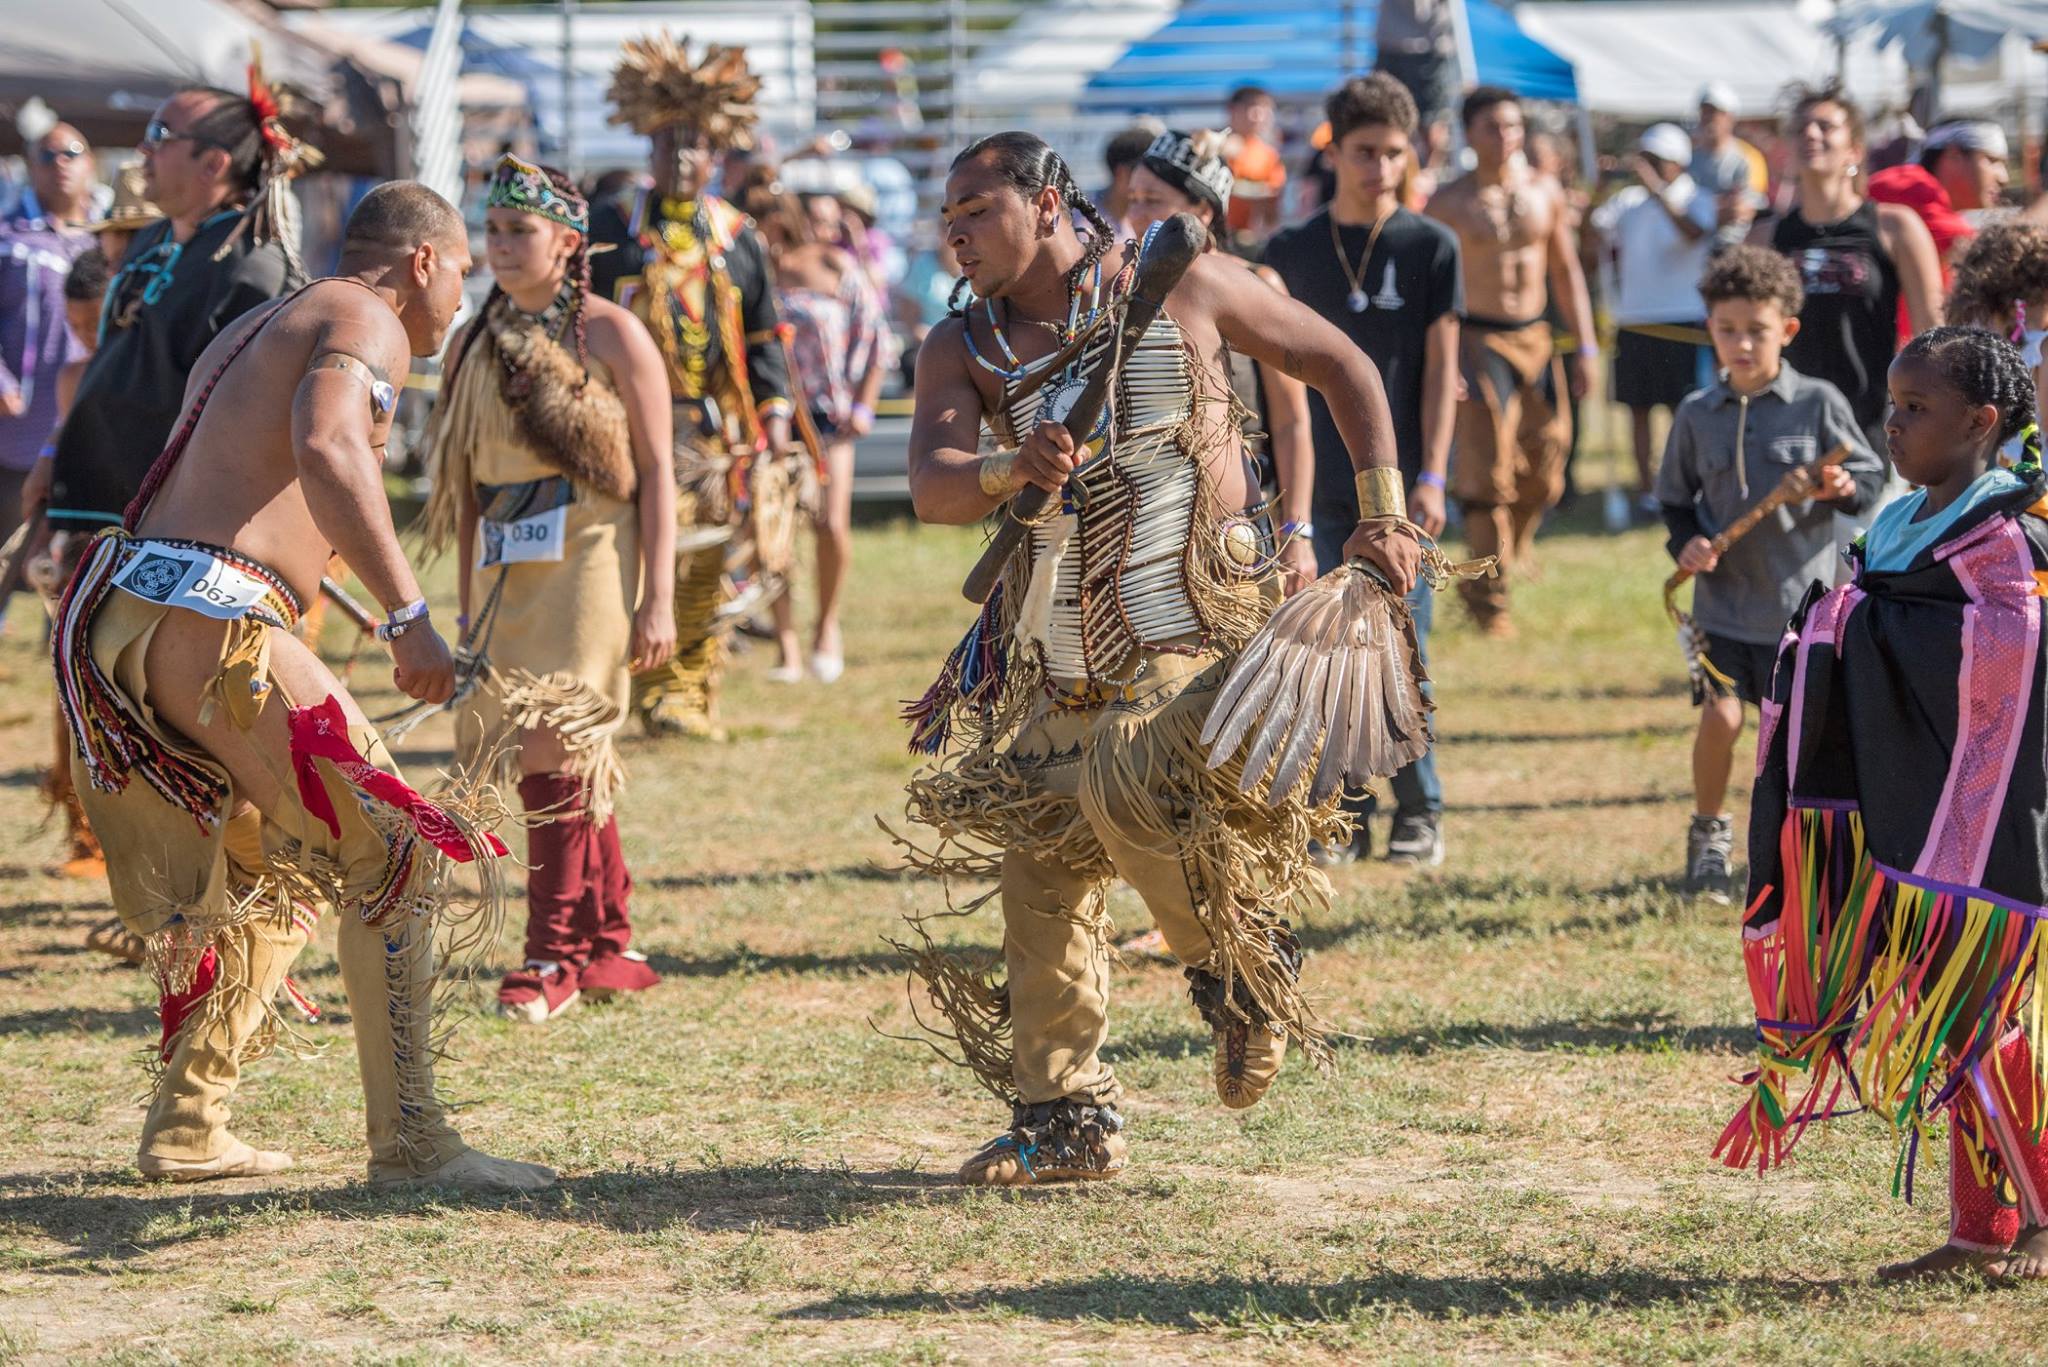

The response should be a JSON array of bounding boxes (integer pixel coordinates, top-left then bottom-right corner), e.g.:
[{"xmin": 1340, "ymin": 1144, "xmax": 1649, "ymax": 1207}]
[
  {"xmin": 54, "ymin": 180, "xmax": 553, "ymax": 1192},
  {"xmin": 1426, "ymin": 86, "xmax": 1595, "ymax": 637},
  {"xmin": 896, "ymin": 132, "xmax": 1421, "ymax": 1185},
  {"xmin": 594, "ymin": 34, "xmax": 793, "ymax": 740}
]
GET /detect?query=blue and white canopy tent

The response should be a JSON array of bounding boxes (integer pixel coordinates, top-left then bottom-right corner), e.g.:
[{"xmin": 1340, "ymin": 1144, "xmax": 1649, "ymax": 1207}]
[{"xmin": 1082, "ymin": 0, "xmax": 1578, "ymax": 109}]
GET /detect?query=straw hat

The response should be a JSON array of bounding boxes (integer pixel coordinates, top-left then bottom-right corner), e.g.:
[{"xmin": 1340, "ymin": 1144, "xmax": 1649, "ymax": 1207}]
[{"xmin": 85, "ymin": 164, "xmax": 162, "ymax": 234}]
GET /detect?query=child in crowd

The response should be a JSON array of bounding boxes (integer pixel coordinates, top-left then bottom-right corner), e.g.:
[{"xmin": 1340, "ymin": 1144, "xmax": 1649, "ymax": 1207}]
[
  {"xmin": 1946, "ymin": 219, "xmax": 2048, "ymax": 460},
  {"xmin": 44, "ymin": 249, "xmax": 118, "ymax": 926},
  {"xmin": 1654, "ymin": 245, "xmax": 1883, "ymax": 898},
  {"xmin": 1720, "ymin": 327, "xmax": 2048, "ymax": 1282},
  {"xmin": 54, "ymin": 246, "xmax": 107, "ymax": 418}
]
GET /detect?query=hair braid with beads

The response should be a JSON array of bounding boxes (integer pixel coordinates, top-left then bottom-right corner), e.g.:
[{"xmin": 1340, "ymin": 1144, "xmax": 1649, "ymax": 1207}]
[
  {"xmin": 1898, "ymin": 324, "xmax": 2041, "ymax": 460},
  {"xmin": 541, "ymin": 163, "xmax": 596, "ymax": 383},
  {"xmin": 949, "ymin": 132, "xmax": 1123, "ymax": 306}
]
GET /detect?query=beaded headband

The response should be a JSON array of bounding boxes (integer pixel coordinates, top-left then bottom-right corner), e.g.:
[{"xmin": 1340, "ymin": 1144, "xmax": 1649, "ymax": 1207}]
[
  {"xmin": 485, "ymin": 154, "xmax": 588, "ymax": 233},
  {"xmin": 1141, "ymin": 129, "xmax": 1234, "ymax": 214}
]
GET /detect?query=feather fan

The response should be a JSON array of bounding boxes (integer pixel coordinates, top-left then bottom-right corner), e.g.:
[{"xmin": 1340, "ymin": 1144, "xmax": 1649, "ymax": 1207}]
[{"xmin": 1201, "ymin": 563, "xmax": 1431, "ymax": 805}]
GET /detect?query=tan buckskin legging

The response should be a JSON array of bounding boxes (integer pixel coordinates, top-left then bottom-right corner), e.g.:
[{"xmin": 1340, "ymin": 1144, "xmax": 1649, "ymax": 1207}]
[
  {"xmin": 77, "ymin": 588, "xmax": 473, "ymax": 1178},
  {"xmin": 1000, "ymin": 648, "xmax": 1300, "ymax": 1108},
  {"xmin": 1451, "ymin": 319, "xmax": 1571, "ymax": 623}
]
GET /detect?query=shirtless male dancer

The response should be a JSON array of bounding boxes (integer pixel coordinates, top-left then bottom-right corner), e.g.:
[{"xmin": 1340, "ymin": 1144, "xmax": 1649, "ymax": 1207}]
[
  {"xmin": 898, "ymin": 133, "xmax": 1419, "ymax": 1183},
  {"xmin": 1427, "ymin": 86, "xmax": 1595, "ymax": 636},
  {"xmin": 54, "ymin": 182, "xmax": 554, "ymax": 1191}
]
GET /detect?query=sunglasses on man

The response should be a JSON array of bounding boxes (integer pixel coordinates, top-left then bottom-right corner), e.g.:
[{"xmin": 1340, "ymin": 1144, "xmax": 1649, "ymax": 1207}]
[
  {"xmin": 36, "ymin": 142, "xmax": 86, "ymax": 166},
  {"xmin": 141, "ymin": 119, "xmax": 219, "ymax": 153}
]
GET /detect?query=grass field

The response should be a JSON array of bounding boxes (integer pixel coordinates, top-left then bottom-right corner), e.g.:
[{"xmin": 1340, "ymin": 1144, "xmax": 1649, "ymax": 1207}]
[{"xmin": 1, "ymin": 507, "xmax": 2041, "ymax": 1364}]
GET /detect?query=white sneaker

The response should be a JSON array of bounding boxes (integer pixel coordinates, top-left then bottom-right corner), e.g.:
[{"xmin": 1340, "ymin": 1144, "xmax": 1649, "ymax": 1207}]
[
  {"xmin": 765, "ymin": 662, "xmax": 805, "ymax": 684},
  {"xmin": 810, "ymin": 652, "xmax": 845, "ymax": 684}
]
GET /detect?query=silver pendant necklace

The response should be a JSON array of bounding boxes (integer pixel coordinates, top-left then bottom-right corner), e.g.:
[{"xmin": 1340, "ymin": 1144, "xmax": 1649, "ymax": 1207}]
[{"xmin": 1331, "ymin": 207, "xmax": 1393, "ymax": 314}]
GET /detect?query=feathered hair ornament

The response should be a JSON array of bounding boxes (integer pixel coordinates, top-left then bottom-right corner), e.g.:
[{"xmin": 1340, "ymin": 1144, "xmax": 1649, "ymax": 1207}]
[
  {"xmin": 607, "ymin": 30, "xmax": 763, "ymax": 150},
  {"xmin": 211, "ymin": 43, "xmax": 324, "ymax": 279}
]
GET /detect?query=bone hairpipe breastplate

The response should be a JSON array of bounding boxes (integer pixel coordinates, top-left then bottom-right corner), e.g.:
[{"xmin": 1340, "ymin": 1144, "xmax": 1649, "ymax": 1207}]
[{"xmin": 990, "ymin": 312, "xmax": 1202, "ymax": 683}]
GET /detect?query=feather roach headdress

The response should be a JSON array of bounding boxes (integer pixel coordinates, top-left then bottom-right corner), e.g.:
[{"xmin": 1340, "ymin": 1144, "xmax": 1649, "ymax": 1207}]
[
  {"xmin": 212, "ymin": 44, "xmax": 324, "ymax": 279},
  {"xmin": 606, "ymin": 30, "xmax": 762, "ymax": 150}
]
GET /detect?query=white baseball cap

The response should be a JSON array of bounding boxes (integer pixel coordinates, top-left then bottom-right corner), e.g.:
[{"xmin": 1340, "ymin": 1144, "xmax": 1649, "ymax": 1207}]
[
  {"xmin": 1925, "ymin": 119, "xmax": 2011, "ymax": 160},
  {"xmin": 1639, "ymin": 123, "xmax": 1694, "ymax": 166},
  {"xmin": 1697, "ymin": 82, "xmax": 1740, "ymax": 116}
]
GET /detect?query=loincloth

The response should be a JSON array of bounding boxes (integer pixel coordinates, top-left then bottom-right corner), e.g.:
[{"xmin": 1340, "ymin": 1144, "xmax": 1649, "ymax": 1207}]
[
  {"xmin": 55, "ymin": 531, "xmax": 507, "ymax": 944},
  {"xmin": 1451, "ymin": 316, "xmax": 1570, "ymax": 506}
]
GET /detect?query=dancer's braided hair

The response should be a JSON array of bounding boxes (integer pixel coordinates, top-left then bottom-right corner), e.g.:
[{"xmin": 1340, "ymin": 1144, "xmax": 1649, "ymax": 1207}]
[
  {"xmin": 1898, "ymin": 325, "xmax": 2040, "ymax": 459},
  {"xmin": 948, "ymin": 132, "xmax": 1120, "ymax": 313},
  {"xmin": 542, "ymin": 163, "xmax": 595, "ymax": 380}
]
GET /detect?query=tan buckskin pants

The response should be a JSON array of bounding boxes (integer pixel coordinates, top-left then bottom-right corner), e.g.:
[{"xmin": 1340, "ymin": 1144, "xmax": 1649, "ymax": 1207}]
[
  {"xmin": 77, "ymin": 589, "xmax": 471, "ymax": 1178},
  {"xmin": 1001, "ymin": 650, "xmax": 1264, "ymax": 1108},
  {"xmin": 1452, "ymin": 320, "xmax": 1571, "ymax": 624}
]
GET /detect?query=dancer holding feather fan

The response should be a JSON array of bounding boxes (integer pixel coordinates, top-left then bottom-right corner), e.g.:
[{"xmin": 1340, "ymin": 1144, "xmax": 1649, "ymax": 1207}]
[{"xmin": 891, "ymin": 131, "xmax": 1432, "ymax": 1186}]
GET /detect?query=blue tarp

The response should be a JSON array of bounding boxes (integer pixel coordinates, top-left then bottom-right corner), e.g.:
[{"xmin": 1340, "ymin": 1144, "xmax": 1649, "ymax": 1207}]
[{"xmin": 1085, "ymin": 0, "xmax": 1579, "ymax": 105}]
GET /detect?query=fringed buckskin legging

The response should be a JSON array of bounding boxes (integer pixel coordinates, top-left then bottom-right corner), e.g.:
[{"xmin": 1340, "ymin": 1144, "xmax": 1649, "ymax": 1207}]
[
  {"xmin": 971, "ymin": 649, "xmax": 1334, "ymax": 1108},
  {"xmin": 74, "ymin": 588, "xmax": 487, "ymax": 1179}
]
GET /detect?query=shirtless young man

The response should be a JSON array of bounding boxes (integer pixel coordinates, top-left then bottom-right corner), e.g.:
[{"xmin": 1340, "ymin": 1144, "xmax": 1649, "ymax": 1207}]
[
  {"xmin": 1426, "ymin": 86, "xmax": 1595, "ymax": 636},
  {"xmin": 895, "ymin": 132, "xmax": 1419, "ymax": 1184},
  {"xmin": 54, "ymin": 182, "xmax": 554, "ymax": 1192}
]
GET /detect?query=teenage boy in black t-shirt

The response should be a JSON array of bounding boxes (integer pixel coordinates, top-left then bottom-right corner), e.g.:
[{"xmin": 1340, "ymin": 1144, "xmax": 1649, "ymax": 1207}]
[{"xmin": 1265, "ymin": 72, "xmax": 1462, "ymax": 866}]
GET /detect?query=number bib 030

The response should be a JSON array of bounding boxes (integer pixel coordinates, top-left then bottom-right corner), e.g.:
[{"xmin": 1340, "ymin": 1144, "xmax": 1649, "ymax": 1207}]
[
  {"xmin": 479, "ymin": 502, "xmax": 567, "ymax": 569},
  {"xmin": 475, "ymin": 475, "xmax": 575, "ymax": 570}
]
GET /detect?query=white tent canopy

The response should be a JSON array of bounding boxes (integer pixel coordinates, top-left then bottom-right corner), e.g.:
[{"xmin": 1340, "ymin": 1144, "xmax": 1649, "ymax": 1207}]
[
  {"xmin": 1516, "ymin": 0, "xmax": 1911, "ymax": 121},
  {"xmin": 1827, "ymin": 0, "xmax": 2048, "ymax": 65}
]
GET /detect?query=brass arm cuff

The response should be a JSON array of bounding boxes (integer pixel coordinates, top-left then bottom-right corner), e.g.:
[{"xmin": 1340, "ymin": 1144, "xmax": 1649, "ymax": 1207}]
[
  {"xmin": 979, "ymin": 453, "xmax": 1017, "ymax": 499},
  {"xmin": 1355, "ymin": 467, "xmax": 1406, "ymax": 521}
]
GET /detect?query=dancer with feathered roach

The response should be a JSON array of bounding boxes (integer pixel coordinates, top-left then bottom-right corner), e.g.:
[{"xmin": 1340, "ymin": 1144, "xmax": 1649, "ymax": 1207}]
[
  {"xmin": 595, "ymin": 33, "xmax": 795, "ymax": 741},
  {"xmin": 420, "ymin": 156, "xmax": 677, "ymax": 1024},
  {"xmin": 893, "ymin": 131, "xmax": 1474, "ymax": 1186}
]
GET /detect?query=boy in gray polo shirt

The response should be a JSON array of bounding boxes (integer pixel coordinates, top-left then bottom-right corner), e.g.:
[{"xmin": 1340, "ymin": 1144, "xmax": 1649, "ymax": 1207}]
[{"xmin": 1656, "ymin": 246, "xmax": 1883, "ymax": 899}]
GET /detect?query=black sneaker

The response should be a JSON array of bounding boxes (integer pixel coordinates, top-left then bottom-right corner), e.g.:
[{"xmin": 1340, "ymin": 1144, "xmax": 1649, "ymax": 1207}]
[
  {"xmin": 1385, "ymin": 813, "xmax": 1445, "ymax": 867},
  {"xmin": 1686, "ymin": 813, "xmax": 1735, "ymax": 902}
]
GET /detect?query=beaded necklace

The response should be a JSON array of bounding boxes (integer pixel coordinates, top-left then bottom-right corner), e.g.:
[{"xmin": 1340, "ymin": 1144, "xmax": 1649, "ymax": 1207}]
[
  {"xmin": 965, "ymin": 257, "xmax": 1105, "ymax": 382},
  {"xmin": 511, "ymin": 281, "xmax": 578, "ymax": 335}
]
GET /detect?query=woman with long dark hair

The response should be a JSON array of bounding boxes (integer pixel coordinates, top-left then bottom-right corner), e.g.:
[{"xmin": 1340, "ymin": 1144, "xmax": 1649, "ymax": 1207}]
[
  {"xmin": 422, "ymin": 155, "xmax": 677, "ymax": 1023},
  {"xmin": 744, "ymin": 185, "xmax": 889, "ymax": 683}
]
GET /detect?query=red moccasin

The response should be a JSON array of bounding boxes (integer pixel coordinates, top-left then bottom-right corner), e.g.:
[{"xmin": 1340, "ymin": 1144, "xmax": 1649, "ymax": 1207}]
[
  {"xmin": 498, "ymin": 961, "xmax": 581, "ymax": 1024},
  {"xmin": 580, "ymin": 950, "xmax": 660, "ymax": 999}
]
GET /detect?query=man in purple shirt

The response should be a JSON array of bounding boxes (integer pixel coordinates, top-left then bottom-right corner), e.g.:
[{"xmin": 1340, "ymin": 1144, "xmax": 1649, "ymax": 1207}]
[{"xmin": 0, "ymin": 123, "xmax": 94, "ymax": 553}]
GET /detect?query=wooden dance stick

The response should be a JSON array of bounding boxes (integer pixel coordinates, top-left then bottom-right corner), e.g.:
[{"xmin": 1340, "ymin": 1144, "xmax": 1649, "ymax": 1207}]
[
  {"xmin": 319, "ymin": 576, "xmax": 379, "ymax": 636},
  {"xmin": 1663, "ymin": 442, "xmax": 1852, "ymax": 598},
  {"xmin": 961, "ymin": 211, "xmax": 1208, "ymax": 604}
]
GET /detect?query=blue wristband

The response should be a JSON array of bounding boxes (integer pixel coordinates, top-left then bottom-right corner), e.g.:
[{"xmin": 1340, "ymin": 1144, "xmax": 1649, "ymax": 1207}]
[{"xmin": 1416, "ymin": 471, "xmax": 1446, "ymax": 491}]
